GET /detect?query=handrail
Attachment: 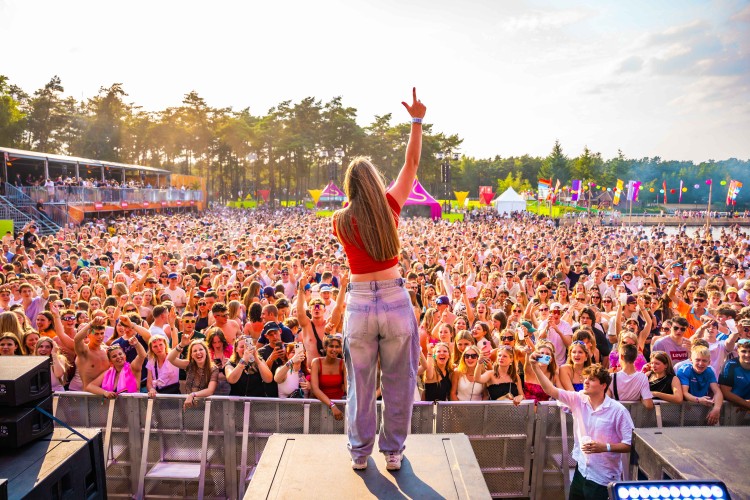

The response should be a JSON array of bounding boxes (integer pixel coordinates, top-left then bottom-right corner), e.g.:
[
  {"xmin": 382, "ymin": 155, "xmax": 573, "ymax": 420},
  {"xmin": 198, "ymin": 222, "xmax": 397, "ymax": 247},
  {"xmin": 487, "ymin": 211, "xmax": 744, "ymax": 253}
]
[{"xmin": 17, "ymin": 185, "xmax": 203, "ymax": 205}]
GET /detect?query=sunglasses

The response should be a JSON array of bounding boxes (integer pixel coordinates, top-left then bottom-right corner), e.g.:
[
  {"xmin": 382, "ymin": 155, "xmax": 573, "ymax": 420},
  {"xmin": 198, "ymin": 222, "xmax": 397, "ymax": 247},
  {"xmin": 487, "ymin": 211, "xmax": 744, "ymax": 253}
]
[
  {"xmin": 512, "ymin": 309, "xmax": 523, "ymax": 313},
  {"xmin": 591, "ymin": 296, "xmax": 601, "ymax": 299},
  {"xmin": 576, "ymin": 298, "xmax": 586, "ymax": 302},
  {"xmin": 672, "ymin": 326, "xmax": 687, "ymax": 332},
  {"xmin": 213, "ymin": 313, "xmax": 228, "ymax": 317},
  {"xmin": 550, "ymin": 311, "xmax": 562, "ymax": 315},
  {"xmin": 539, "ymin": 290, "xmax": 549, "ymax": 294},
  {"xmin": 124, "ymin": 309, "xmax": 137, "ymax": 313},
  {"xmin": 61, "ymin": 316, "xmax": 75, "ymax": 321},
  {"xmin": 693, "ymin": 298, "xmax": 705, "ymax": 303},
  {"xmin": 182, "ymin": 319, "xmax": 196, "ymax": 324},
  {"xmin": 198, "ymin": 302, "xmax": 207, "ymax": 306},
  {"xmin": 500, "ymin": 336, "xmax": 515, "ymax": 341},
  {"xmin": 463, "ymin": 353, "xmax": 479, "ymax": 360},
  {"xmin": 538, "ymin": 308, "xmax": 549, "ymax": 312},
  {"xmin": 602, "ymin": 299, "xmax": 612, "ymax": 303}
]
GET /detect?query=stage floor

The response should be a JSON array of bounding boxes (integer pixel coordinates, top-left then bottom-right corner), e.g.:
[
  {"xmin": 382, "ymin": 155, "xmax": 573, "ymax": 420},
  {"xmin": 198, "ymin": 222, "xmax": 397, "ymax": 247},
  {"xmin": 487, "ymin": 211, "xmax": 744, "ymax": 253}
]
[
  {"xmin": 245, "ymin": 433, "xmax": 491, "ymax": 499},
  {"xmin": 633, "ymin": 427, "xmax": 750, "ymax": 500}
]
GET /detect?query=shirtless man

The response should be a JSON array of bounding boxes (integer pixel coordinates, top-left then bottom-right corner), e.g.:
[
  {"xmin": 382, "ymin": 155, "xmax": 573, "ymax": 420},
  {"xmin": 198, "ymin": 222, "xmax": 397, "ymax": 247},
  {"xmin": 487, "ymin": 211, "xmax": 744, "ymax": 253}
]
[
  {"xmin": 211, "ymin": 302, "xmax": 240, "ymax": 344},
  {"xmin": 67, "ymin": 313, "xmax": 110, "ymax": 391},
  {"xmin": 297, "ymin": 273, "xmax": 329, "ymax": 370}
]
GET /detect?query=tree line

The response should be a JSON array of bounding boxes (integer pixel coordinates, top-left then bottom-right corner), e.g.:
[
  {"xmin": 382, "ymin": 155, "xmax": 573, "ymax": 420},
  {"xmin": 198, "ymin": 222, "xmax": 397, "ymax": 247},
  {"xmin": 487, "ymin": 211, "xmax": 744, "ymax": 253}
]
[{"xmin": 1, "ymin": 75, "xmax": 747, "ymax": 207}]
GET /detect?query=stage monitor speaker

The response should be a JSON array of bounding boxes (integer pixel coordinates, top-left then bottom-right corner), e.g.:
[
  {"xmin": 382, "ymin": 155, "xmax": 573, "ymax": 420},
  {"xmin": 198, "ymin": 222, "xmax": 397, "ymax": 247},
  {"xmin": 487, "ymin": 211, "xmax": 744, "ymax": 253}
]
[
  {"xmin": 0, "ymin": 428, "xmax": 106, "ymax": 500},
  {"xmin": 0, "ymin": 395, "xmax": 53, "ymax": 449},
  {"xmin": 0, "ymin": 356, "xmax": 51, "ymax": 407}
]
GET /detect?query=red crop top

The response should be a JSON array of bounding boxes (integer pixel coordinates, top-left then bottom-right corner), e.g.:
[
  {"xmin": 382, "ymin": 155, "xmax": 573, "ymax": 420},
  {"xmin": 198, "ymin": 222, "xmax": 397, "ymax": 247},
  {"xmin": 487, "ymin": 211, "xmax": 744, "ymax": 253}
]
[{"xmin": 332, "ymin": 192, "xmax": 401, "ymax": 275}]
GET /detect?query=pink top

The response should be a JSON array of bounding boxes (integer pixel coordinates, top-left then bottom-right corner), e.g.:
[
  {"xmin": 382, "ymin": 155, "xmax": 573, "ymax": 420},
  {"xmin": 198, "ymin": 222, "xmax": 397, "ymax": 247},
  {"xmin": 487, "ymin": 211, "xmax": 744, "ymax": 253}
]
[{"xmin": 102, "ymin": 362, "xmax": 139, "ymax": 394}]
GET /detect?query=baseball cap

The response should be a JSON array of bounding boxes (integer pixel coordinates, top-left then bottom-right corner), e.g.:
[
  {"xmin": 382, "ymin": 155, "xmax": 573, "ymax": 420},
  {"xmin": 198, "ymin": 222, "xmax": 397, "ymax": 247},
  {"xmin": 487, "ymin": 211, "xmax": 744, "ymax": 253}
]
[
  {"xmin": 436, "ymin": 295, "xmax": 451, "ymax": 306},
  {"xmin": 320, "ymin": 285, "xmax": 332, "ymax": 293},
  {"xmin": 520, "ymin": 320, "xmax": 536, "ymax": 333},
  {"xmin": 263, "ymin": 286, "xmax": 275, "ymax": 296},
  {"xmin": 167, "ymin": 272, "xmax": 179, "ymax": 279},
  {"xmin": 549, "ymin": 302, "xmax": 564, "ymax": 311},
  {"xmin": 625, "ymin": 295, "xmax": 637, "ymax": 305},
  {"xmin": 261, "ymin": 321, "xmax": 281, "ymax": 336}
]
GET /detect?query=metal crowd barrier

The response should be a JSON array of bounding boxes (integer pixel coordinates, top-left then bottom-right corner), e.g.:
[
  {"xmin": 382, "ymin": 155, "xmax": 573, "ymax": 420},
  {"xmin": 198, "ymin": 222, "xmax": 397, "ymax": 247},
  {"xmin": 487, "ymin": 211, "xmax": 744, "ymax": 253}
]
[{"xmin": 51, "ymin": 393, "xmax": 747, "ymax": 499}]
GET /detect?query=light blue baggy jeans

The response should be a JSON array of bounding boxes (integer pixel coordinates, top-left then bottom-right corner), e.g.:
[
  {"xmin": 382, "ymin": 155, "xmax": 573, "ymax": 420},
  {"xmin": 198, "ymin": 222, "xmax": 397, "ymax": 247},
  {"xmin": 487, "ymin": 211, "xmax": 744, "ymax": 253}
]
[{"xmin": 344, "ymin": 278, "xmax": 419, "ymax": 460}]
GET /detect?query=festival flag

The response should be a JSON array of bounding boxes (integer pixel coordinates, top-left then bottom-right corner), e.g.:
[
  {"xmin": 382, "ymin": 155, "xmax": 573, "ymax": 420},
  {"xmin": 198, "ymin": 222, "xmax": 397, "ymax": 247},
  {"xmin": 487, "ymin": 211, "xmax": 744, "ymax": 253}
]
[
  {"xmin": 257, "ymin": 189, "xmax": 270, "ymax": 202},
  {"xmin": 626, "ymin": 181, "xmax": 641, "ymax": 202},
  {"xmin": 613, "ymin": 179, "xmax": 624, "ymax": 205},
  {"xmin": 454, "ymin": 191, "xmax": 469, "ymax": 208},
  {"xmin": 570, "ymin": 180, "xmax": 582, "ymax": 202},
  {"xmin": 548, "ymin": 179, "xmax": 561, "ymax": 202},
  {"xmin": 726, "ymin": 180, "xmax": 743, "ymax": 206},
  {"xmin": 308, "ymin": 189, "xmax": 323, "ymax": 205},
  {"xmin": 538, "ymin": 178, "xmax": 552, "ymax": 200},
  {"xmin": 479, "ymin": 186, "xmax": 494, "ymax": 205},
  {"xmin": 663, "ymin": 180, "xmax": 667, "ymax": 204},
  {"xmin": 679, "ymin": 180, "xmax": 684, "ymax": 203}
]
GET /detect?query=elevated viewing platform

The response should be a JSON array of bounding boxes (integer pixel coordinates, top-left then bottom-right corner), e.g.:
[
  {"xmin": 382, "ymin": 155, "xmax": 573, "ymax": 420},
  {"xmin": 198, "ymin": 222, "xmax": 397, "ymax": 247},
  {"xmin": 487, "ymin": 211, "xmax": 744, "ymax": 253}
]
[{"xmin": 1, "ymin": 146, "xmax": 205, "ymax": 231}]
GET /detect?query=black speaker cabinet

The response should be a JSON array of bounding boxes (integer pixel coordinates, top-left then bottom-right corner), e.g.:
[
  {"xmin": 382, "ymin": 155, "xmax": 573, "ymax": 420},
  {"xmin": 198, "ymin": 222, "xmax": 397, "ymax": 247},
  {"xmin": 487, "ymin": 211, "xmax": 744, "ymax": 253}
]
[
  {"xmin": 0, "ymin": 357, "xmax": 51, "ymax": 407},
  {"xmin": 0, "ymin": 395, "xmax": 53, "ymax": 449},
  {"xmin": 0, "ymin": 428, "xmax": 106, "ymax": 500}
]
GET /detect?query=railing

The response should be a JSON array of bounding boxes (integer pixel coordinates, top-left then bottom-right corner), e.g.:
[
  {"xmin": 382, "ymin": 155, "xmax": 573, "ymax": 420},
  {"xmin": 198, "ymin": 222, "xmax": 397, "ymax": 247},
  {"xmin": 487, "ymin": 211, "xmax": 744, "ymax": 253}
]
[
  {"xmin": 18, "ymin": 186, "xmax": 203, "ymax": 206},
  {"xmin": 51, "ymin": 392, "xmax": 748, "ymax": 499},
  {"xmin": 1, "ymin": 183, "xmax": 62, "ymax": 234}
]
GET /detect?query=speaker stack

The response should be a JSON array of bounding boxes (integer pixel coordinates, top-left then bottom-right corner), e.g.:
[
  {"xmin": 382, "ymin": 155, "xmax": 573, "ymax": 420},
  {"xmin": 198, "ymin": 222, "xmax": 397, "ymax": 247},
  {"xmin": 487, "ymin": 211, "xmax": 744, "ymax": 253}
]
[
  {"xmin": 0, "ymin": 356, "xmax": 53, "ymax": 449},
  {"xmin": 0, "ymin": 356, "xmax": 107, "ymax": 499}
]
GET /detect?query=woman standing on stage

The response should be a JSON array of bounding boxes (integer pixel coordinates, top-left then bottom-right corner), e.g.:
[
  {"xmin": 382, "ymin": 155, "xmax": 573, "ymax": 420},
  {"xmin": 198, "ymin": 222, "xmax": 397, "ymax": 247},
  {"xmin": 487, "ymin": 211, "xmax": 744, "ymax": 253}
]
[{"xmin": 333, "ymin": 88, "xmax": 426, "ymax": 471}]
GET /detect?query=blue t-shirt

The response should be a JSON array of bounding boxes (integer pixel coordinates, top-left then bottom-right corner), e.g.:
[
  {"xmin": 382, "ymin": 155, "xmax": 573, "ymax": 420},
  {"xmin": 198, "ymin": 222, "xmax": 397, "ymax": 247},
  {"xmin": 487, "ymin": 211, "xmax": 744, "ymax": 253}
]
[
  {"xmin": 676, "ymin": 363, "xmax": 716, "ymax": 398},
  {"xmin": 719, "ymin": 359, "xmax": 750, "ymax": 399}
]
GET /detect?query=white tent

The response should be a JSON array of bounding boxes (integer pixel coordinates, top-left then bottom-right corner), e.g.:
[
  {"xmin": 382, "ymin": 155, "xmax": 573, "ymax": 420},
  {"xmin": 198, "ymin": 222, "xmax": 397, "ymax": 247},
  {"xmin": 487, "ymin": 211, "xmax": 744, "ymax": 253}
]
[{"xmin": 493, "ymin": 187, "xmax": 527, "ymax": 214}]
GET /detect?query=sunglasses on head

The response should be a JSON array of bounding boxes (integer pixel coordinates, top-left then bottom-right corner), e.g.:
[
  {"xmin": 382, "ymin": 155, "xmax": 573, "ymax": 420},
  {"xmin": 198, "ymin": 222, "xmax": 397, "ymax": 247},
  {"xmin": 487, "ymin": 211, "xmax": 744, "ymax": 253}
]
[{"xmin": 737, "ymin": 338, "xmax": 750, "ymax": 345}]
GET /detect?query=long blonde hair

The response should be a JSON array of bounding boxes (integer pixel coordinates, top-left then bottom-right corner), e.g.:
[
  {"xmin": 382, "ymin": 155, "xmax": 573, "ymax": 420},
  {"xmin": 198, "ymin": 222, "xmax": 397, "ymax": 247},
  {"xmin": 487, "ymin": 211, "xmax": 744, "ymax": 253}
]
[{"xmin": 334, "ymin": 157, "xmax": 400, "ymax": 262}]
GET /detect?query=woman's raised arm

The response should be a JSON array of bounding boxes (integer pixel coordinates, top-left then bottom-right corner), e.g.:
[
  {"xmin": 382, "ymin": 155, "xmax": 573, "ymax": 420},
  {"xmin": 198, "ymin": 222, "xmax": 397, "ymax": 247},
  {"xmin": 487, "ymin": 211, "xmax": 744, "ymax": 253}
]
[{"xmin": 389, "ymin": 88, "xmax": 427, "ymax": 207}]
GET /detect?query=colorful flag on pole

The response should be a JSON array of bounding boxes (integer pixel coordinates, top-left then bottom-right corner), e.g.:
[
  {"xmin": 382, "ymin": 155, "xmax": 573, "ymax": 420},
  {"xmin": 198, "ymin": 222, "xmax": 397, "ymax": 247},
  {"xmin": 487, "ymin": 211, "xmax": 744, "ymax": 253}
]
[
  {"xmin": 726, "ymin": 180, "xmax": 743, "ymax": 206},
  {"xmin": 626, "ymin": 181, "xmax": 641, "ymax": 202},
  {"xmin": 663, "ymin": 180, "xmax": 667, "ymax": 204},
  {"xmin": 538, "ymin": 178, "xmax": 552, "ymax": 200},
  {"xmin": 613, "ymin": 179, "xmax": 624, "ymax": 205},
  {"xmin": 570, "ymin": 180, "xmax": 582, "ymax": 202},
  {"xmin": 551, "ymin": 179, "xmax": 561, "ymax": 202},
  {"xmin": 679, "ymin": 180, "xmax": 684, "ymax": 203}
]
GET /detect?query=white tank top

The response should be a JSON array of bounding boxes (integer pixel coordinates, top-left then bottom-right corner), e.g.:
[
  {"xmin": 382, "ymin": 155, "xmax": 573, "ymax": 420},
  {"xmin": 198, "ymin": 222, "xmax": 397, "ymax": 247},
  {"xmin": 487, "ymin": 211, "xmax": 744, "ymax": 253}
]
[{"xmin": 456, "ymin": 374, "xmax": 484, "ymax": 401}]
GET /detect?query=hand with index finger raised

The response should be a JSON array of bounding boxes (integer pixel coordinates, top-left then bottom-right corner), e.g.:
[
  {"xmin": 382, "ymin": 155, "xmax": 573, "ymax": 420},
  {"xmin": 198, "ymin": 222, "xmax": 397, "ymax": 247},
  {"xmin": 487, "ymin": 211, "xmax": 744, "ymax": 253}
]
[{"xmin": 401, "ymin": 87, "xmax": 426, "ymax": 119}]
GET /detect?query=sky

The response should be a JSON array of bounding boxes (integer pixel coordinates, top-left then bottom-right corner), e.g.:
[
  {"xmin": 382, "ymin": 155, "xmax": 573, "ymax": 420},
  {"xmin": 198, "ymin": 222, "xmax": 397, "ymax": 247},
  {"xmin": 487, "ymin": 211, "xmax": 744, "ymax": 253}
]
[{"xmin": 1, "ymin": 0, "xmax": 748, "ymax": 162}]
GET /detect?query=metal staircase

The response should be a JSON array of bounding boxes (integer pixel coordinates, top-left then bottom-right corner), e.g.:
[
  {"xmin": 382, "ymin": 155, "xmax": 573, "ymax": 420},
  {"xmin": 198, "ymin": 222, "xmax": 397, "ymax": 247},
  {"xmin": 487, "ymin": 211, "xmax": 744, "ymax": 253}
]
[{"xmin": 0, "ymin": 183, "xmax": 62, "ymax": 235}]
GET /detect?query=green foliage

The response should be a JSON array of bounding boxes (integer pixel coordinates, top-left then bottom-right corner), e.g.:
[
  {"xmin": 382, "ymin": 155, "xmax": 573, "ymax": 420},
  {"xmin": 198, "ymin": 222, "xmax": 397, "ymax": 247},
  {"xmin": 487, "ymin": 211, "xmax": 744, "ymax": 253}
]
[
  {"xmin": 0, "ymin": 76, "xmax": 26, "ymax": 147},
  {"xmin": 1, "ymin": 75, "xmax": 749, "ymax": 208},
  {"xmin": 496, "ymin": 171, "xmax": 532, "ymax": 193}
]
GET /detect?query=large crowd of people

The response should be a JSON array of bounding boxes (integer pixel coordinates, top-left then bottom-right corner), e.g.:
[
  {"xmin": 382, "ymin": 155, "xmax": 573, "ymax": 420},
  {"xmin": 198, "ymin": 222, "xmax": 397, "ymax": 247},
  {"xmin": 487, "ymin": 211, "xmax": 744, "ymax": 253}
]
[{"xmin": 0, "ymin": 208, "xmax": 748, "ymax": 423}]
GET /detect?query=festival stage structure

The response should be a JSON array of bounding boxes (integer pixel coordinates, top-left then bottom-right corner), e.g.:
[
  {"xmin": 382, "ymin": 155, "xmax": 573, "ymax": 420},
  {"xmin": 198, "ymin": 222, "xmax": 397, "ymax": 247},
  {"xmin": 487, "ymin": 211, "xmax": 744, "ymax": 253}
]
[
  {"xmin": 0, "ymin": 146, "xmax": 205, "ymax": 233},
  {"xmin": 46, "ymin": 392, "xmax": 748, "ymax": 499}
]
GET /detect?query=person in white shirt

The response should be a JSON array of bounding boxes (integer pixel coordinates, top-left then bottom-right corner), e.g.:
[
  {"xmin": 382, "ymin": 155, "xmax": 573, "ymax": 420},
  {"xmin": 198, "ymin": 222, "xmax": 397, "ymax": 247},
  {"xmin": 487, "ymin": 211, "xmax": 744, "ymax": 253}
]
[
  {"xmin": 528, "ymin": 356, "xmax": 634, "ymax": 500},
  {"xmin": 608, "ymin": 343, "xmax": 654, "ymax": 408},
  {"xmin": 537, "ymin": 302, "xmax": 573, "ymax": 366},
  {"xmin": 163, "ymin": 273, "xmax": 187, "ymax": 311}
]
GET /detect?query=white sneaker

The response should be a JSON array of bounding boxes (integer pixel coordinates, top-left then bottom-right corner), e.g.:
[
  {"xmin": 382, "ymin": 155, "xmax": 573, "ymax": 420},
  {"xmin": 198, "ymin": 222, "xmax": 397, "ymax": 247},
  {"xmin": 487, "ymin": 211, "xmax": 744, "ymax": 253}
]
[
  {"xmin": 385, "ymin": 452, "xmax": 402, "ymax": 471},
  {"xmin": 351, "ymin": 458, "xmax": 367, "ymax": 470}
]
